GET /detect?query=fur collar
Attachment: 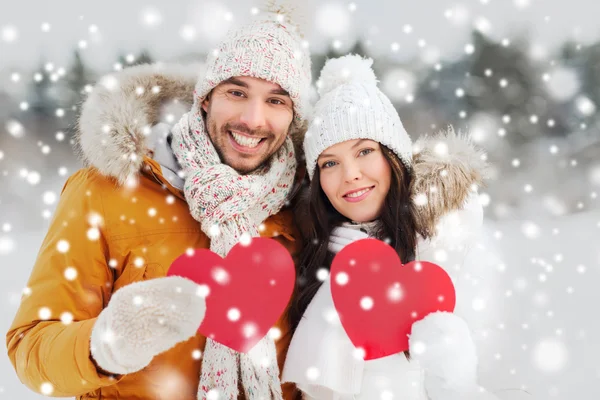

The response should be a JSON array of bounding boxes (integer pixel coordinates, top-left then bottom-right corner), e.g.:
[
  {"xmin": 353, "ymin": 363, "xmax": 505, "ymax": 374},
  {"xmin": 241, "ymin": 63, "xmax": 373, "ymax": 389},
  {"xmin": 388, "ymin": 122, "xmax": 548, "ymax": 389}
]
[
  {"xmin": 75, "ymin": 63, "xmax": 200, "ymax": 185},
  {"xmin": 411, "ymin": 126, "xmax": 489, "ymax": 239}
]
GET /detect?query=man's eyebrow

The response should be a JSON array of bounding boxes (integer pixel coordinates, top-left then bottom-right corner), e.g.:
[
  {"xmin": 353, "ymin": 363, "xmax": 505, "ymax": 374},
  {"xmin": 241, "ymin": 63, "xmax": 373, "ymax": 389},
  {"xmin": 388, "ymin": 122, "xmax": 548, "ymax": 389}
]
[
  {"xmin": 221, "ymin": 77, "xmax": 248, "ymax": 88},
  {"xmin": 221, "ymin": 78, "xmax": 289, "ymax": 97}
]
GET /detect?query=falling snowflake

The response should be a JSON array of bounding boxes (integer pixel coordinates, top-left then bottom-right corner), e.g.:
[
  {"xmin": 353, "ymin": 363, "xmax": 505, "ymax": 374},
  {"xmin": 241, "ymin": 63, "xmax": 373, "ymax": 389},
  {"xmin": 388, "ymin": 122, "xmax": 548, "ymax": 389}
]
[
  {"xmin": 64, "ymin": 267, "xmax": 77, "ymax": 281},
  {"xmin": 227, "ymin": 308, "xmax": 241, "ymax": 321},
  {"xmin": 335, "ymin": 272, "xmax": 349, "ymax": 285},
  {"xmin": 360, "ymin": 296, "xmax": 374, "ymax": 310},
  {"xmin": 387, "ymin": 282, "xmax": 404, "ymax": 303},
  {"xmin": 1, "ymin": 25, "xmax": 18, "ymax": 42},
  {"xmin": 306, "ymin": 366, "xmax": 320, "ymax": 381},
  {"xmin": 0, "ymin": 236, "xmax": 15, "ymax": 255},
  {"xmin": 532, "ymin": 338, "xmax": 568, "ymax": 373},
  {"xmin": 546, "ymin": 67, "xmax": 580, "ymax": 101},
  {"xmin": 315, "ymin": 3, "xmax": 351, "ymax": 37},
  {"xmin": 242, "ymin": 322, "xmax": 258, "ymax": 338},
  {"xmin": 40, "ymin": 382, "xmax": 53, "ymax": 395}
]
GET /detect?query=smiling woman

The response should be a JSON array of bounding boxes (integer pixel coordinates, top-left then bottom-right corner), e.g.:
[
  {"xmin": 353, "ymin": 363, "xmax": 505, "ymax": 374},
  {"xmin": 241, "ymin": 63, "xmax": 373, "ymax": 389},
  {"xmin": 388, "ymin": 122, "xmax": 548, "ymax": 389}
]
[
  {"xmin": 201, "ymin": 76, "xmax": 294, "ymax": 173},
  {"xmin": 287, "ymin": 53, "xmax": 417, "ymax": 345},
  {"xmin": 283, "ymin": 54, "xmax": 490, "ymax": 400},
  {"xmin": 318, "ymin": 139, "xmax": 392, "ymax": 223}
]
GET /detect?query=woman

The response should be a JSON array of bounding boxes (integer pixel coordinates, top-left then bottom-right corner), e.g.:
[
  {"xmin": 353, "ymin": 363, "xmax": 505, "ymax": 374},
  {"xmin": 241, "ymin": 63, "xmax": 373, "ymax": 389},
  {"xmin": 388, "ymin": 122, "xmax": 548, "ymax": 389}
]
[{"xmin": 282, "ymin": 55, "xmax": 496, "ymax": 400}]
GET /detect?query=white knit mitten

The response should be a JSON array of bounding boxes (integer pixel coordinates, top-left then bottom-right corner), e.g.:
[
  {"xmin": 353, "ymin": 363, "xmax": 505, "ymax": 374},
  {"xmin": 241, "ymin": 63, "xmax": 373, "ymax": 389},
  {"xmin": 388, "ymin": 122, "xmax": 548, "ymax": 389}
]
[
  {"xmin": 328, "ymin": 225, "xmax": 370, "ymax": 254},
  {"xmin": 408, "ymin": 312, "xmax": 499, "ymax": 400},
  {"xmin": 90, "ymin": 276, "xmax": 206, "ymax": 375}
]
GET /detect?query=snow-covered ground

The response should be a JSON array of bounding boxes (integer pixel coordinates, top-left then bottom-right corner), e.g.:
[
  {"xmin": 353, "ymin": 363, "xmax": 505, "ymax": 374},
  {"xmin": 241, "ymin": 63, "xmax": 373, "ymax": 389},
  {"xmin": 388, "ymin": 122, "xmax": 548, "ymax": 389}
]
[
  {"xmin": 1, "ymin": 209, "xmax": 598, "ymax": 399},
  {"xmin": 466, "ymin": 211, "xmax": 600, "ymax": 399}
]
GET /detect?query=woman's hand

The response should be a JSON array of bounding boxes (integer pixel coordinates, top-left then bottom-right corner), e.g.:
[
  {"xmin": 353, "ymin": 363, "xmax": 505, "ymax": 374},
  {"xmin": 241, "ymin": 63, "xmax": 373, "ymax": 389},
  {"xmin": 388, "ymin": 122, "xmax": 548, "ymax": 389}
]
[{"xmin": 409, "ymin": 312, "xmax": 499, "ymax": 400}]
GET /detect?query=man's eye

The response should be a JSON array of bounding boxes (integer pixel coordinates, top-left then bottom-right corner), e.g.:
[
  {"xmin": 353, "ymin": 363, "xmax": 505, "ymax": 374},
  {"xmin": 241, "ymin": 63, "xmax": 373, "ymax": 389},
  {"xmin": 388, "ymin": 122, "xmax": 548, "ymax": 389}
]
[
  {"xmin": 269, "ymin": 99, "xmax": 285, "ymax": 105},
  {"xmin": 229, "ymin": 90, "xmax": 245, "ymax": 97}
]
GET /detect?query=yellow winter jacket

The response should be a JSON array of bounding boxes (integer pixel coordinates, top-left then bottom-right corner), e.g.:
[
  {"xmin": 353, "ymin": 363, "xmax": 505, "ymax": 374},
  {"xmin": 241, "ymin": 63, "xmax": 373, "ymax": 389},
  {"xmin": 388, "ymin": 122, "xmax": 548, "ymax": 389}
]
[{"xmin": 6, "ymin": 157, "xmax": 301, "ymax": 399}]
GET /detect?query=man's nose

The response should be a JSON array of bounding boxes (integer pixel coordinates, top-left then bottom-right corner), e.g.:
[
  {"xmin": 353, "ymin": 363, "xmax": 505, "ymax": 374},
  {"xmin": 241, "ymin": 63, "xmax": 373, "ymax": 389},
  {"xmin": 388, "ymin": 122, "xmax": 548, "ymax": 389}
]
[{"xmin": 239, "ymin": 99, "xmax": 267, "ymax": 131}]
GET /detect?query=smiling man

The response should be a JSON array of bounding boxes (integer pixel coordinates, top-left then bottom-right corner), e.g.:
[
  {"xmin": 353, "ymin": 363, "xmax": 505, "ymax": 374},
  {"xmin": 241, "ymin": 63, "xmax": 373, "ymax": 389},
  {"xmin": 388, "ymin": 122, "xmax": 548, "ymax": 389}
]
[
  {"xmin": 203, "ymin": 76, "xmax": 296, "ymax": 174},
  {"xmin": 7, "ymin": 10, "xmax": 311, "ymax": 400}
]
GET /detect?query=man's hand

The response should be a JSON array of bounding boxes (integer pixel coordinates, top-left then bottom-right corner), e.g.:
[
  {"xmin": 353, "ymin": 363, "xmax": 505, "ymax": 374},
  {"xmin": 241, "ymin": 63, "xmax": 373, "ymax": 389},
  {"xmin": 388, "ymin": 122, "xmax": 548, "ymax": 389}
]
[{"xmin": 90, "ymin": 276, "xmax": 206, "ymax": 375}]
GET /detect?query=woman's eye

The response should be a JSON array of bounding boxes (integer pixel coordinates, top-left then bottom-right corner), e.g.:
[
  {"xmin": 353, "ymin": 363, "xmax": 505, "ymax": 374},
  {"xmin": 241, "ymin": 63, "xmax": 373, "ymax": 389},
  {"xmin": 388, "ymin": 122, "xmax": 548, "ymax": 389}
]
[
  {"xmin": 359, "ymin": 148, "xmax": 374, "ymax": 156},
  {"xmin": 321, "ymin": 161, "xmax": 336, "ymax": 169}
]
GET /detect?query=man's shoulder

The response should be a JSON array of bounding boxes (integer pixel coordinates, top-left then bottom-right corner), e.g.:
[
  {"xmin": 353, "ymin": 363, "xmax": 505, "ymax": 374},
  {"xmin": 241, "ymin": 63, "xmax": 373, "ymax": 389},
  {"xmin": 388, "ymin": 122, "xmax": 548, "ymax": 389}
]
[
  {"xmin": 61, "ymin": 166, "xmax": 166, "ymax": 204},
  {"xmin": 62, "ymin": 166, "xmax": 117, "ymax": 192}
]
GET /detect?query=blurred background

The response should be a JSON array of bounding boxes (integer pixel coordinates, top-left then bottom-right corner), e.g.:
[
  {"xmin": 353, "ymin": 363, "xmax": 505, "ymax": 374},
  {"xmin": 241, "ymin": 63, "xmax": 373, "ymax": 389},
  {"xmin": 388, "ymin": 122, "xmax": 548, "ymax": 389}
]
[{"xmin": 1, "ymin": 0, "xmax": 599, "ymax": 398}]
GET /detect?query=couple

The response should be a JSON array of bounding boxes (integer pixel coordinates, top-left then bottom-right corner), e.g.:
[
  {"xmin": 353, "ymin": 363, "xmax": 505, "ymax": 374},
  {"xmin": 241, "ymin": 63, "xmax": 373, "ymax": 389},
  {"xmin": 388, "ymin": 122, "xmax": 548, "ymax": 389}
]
[{"xmin": 6, "ymin": 10, "xmax": 492, "ymax": 400}]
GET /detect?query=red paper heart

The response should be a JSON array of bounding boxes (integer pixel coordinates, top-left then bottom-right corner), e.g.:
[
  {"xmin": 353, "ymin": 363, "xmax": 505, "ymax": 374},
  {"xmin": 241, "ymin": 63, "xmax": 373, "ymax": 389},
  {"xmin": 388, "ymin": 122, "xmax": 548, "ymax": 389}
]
[
  {"xmin": 167, "ymin": 237, "xmax": 295, "ymax": 353},
  {"xmin": 330, "ymin": 238, "xmax": 455, "ymax": 360}
]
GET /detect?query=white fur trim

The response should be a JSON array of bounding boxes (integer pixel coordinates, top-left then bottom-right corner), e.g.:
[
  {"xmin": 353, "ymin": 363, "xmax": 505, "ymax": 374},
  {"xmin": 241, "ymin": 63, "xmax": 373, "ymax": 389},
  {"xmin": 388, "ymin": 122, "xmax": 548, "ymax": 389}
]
[
  {"xmin": 76, "ymin": 63, "xmax": 200, "ymax": 185},
  {"xmin": 411, "ymin": 126, "xmax": 489, "ymax": 239}
]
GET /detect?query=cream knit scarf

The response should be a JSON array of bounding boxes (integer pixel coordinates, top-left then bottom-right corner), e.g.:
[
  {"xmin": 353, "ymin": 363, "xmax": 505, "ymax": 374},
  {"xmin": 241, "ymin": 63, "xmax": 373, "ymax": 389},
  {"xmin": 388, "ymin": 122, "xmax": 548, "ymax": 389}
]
[{"xmin": 171, "ymin": 105, "xmax": 296, "ymax": 400}]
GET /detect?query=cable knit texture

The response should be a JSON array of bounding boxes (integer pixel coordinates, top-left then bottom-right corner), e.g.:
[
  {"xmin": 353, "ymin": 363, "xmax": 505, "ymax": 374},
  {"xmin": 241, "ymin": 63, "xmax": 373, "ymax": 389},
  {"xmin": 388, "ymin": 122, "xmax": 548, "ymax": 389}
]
[
  {"xmin": 170, "ymin": 101, "xmax": 296, "ymax": 399},
  {"xmin": 90, "ymin": 276, "xmax": 206, "ymax": 375},
  {"xmin": 303, "ymin": 55, "xmax": 413, "ymax": 179},
  {"xmin": 196, "ymin": 11, "xmax": 312, "ymax": 129}
]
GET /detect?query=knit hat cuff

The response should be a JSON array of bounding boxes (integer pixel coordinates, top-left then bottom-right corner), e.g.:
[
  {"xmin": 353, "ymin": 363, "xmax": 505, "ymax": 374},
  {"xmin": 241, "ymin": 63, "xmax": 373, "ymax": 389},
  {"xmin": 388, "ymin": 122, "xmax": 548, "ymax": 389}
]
[
  {"xmin": 195, "ymin": 32, "xmax": 311, "ymax": 127},
  {"xmin": 305, "ymin": 112, "xmax": 412, "ymax": 179}
]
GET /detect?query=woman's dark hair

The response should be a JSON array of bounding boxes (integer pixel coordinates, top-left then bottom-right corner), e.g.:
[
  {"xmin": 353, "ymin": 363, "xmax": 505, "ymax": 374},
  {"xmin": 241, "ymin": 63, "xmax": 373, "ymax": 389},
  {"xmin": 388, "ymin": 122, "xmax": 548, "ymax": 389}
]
[{"xmin": 287, "ymin": 145, "xmax": 418, "ymax": 333}]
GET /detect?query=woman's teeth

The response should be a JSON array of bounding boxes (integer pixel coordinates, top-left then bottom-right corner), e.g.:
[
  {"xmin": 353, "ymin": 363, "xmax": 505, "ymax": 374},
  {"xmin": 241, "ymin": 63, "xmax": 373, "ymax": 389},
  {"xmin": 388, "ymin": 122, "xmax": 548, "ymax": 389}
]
[
  {"xmin": 346, "ymin": 187, "xmax": 372, "ymax": 198},
  {"xmin": 231, "ymin": 131, "xmax": 261, "ymax": 148}
]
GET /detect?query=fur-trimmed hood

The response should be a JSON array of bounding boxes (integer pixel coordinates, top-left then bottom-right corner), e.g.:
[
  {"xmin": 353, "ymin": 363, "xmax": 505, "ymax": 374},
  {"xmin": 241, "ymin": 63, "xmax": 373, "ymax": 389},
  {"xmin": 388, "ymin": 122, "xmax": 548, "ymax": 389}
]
[
  {"xmin": 411, "ymin": 127, "xmax": 489, "ymax": 239},
  {"xmin": 76, "ymin": 63, "xmax": 200, "ymax": 185},
  {"xmin": 76, "ymin": 64, "xmax": 488, "ymax": 236}
]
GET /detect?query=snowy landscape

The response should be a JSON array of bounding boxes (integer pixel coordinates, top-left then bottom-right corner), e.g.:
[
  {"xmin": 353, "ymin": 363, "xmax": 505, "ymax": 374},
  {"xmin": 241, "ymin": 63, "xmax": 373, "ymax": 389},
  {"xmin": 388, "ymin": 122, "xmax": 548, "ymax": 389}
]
[{"xmin": 2, "ymin": 0, "xmax": 600, "ymax": 398}]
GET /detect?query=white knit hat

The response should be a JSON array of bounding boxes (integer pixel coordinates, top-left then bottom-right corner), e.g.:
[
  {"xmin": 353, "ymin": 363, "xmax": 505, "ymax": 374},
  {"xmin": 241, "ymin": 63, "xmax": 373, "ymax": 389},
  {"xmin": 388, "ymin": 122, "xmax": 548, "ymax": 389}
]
[
  {"xmin": 196, "ymin": 11, "xmax": 312, "ymax": 128},
  {"xmin": 304, "ymin": 55, "xmax": 412, "ymax": 179}
]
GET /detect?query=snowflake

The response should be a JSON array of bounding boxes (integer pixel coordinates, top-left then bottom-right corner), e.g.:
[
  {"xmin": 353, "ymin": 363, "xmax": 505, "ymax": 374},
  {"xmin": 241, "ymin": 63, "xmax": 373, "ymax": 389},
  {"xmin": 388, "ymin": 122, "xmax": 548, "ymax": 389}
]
[
  {"xmin": 227, "ymin": 308, "xmax": 241, "ymax": 322},
  {"xmin": 40, "ymin": 382, "xmax": 53, "ymax": 395},
  {"xmin": 360, "ymin": 296, "xmax": 374, "ymax": 310},
  {"xmin": 334, "ymin": 272, "xmax": 349, "ymax": 285},
  {"xmin": 315, "ymin": 3, "xmax": 351, "ymax": 37},
  {"xmin": 532, "ymin": 338, "xmax": 568, "ymax": 373}
]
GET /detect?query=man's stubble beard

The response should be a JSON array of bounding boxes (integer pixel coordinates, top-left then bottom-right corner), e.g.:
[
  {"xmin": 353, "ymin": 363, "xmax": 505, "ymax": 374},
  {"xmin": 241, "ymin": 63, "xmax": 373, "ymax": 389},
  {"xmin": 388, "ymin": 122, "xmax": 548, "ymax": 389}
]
[{"xmin": 205, "ymin": 113, "xmax": 288, "ymax": 175}]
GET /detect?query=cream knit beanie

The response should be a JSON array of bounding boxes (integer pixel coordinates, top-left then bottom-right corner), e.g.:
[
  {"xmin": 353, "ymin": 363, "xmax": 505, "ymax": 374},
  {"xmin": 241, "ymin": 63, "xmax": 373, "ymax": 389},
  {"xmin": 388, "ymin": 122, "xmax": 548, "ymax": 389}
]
[
  {"xmin": 304, "ymin": 54, "xmax": 412, "ymax": 179},
  {"xmin": 196, "ymin": 11, "xmax": 312, "ymax": 128}
]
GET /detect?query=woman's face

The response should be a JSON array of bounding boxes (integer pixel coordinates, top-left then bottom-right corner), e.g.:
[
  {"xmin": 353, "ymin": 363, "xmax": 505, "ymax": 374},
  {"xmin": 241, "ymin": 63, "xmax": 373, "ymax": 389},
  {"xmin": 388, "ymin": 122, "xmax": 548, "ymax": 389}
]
[{"xmin": 317, "ymin": 139, "xmax": 392, "ymax": 223}]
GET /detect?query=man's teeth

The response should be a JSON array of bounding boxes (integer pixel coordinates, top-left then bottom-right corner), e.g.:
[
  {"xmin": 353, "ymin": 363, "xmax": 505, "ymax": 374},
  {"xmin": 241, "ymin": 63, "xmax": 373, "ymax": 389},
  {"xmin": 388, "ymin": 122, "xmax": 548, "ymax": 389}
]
[
  {"xmin": 346, "ymin": 187, "xmax": 372, "ymax": 198},
  {"xmin": 231, "ymin": 131, "xmax": 261, "ymax": 148}
]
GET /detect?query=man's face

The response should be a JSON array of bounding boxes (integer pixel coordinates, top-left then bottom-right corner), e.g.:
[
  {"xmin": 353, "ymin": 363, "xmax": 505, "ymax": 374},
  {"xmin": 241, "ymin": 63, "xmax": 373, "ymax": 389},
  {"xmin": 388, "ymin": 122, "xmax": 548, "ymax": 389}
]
[{"xmin": 202, "ymin": 76, "xmax": 294, "ymax": 174}]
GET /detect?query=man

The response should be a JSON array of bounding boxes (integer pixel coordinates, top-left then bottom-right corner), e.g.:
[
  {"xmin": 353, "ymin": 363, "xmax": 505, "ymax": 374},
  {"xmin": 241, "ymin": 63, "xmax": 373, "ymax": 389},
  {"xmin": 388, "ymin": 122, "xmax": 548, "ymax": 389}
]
[{"xmin": 6, "ymin": 10, "xmax": 311, "ymax": 400}]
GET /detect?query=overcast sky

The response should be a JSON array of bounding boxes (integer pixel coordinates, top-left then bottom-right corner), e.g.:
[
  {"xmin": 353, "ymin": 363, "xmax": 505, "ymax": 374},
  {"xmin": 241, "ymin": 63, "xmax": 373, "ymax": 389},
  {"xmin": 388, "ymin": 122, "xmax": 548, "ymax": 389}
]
[{"xmin": 1, "ymin": 0, "xmax": 600, "ymax": 74}]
